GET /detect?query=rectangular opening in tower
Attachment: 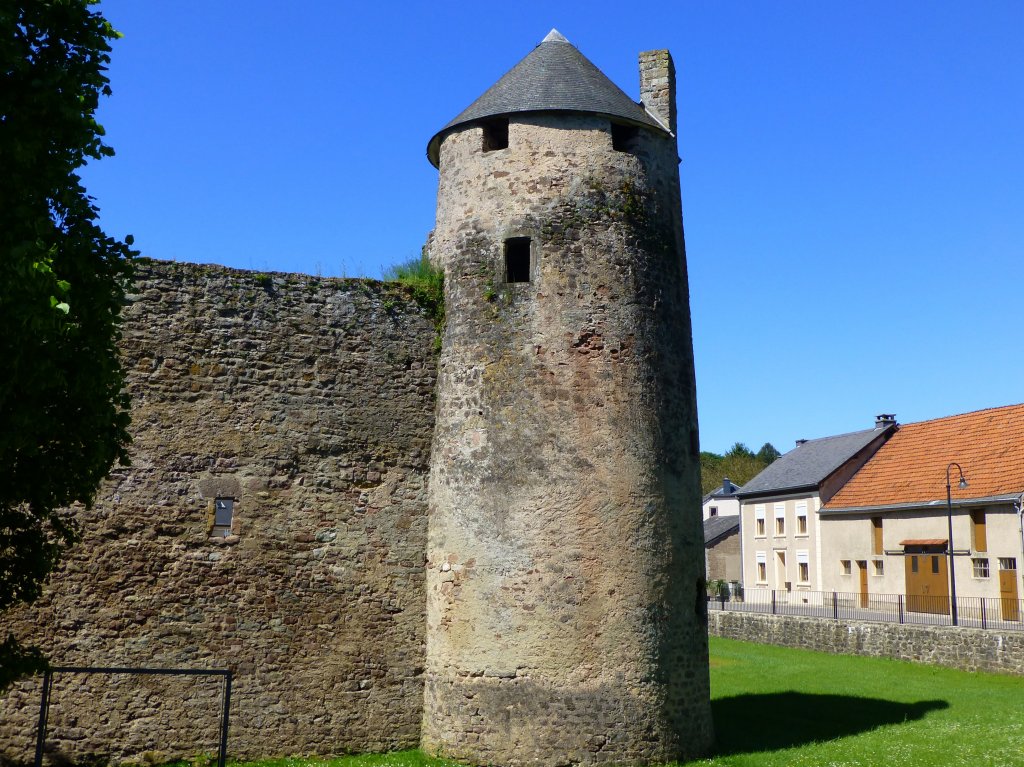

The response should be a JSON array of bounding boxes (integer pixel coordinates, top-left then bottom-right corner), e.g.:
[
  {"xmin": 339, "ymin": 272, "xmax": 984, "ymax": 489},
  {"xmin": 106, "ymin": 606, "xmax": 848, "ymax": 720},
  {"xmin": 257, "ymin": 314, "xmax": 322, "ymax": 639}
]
[
  {"xmin": 482, "ymin": 118, "xmax": 509, "ymax": 152},
  {"xmin": 504, "ymin": 237, "xmax": 531, "ymax": 283},
  {"xmin": 611, "ymin": 122, "xmax": 638, "ymax": 153},
  {"xmin": 211, "ymin": 497, "xmax": 234, "ymax": 538}
]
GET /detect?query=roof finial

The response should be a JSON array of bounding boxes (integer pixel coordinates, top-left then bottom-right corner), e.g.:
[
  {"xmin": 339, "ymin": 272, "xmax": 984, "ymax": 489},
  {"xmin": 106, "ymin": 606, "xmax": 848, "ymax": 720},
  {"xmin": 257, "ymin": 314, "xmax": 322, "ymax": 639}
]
[{"xmin": 542, "ymin": 29, "xmax": 569, "ymax": 44}]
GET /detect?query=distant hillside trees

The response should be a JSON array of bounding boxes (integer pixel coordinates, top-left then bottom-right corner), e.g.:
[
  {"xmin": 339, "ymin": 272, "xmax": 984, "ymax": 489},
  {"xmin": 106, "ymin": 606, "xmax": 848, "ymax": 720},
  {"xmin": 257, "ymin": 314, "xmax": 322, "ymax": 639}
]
[
  {"xmin": 755, "ymin": 443, "xmax": 781, "ymax": 464},
  {"xmin": 700, "ymin": 442, "xmax": 780, "ymax": 495}
]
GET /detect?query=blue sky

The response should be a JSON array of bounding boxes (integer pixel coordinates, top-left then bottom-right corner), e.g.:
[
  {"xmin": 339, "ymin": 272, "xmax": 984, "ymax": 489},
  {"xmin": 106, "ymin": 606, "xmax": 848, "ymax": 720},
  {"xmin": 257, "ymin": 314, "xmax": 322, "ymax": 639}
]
[{"xmin": 83, "ymin": 1, "xmax": 1024, "ymax": 456}]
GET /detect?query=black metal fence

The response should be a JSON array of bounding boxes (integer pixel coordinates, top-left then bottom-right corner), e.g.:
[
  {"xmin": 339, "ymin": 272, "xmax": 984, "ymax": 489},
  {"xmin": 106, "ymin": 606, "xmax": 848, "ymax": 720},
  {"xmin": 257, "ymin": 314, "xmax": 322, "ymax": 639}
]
[
  {"xmin": 34, "ymin": 666, "xmax": 232, "ymax": 767},
  {"xmin": 707, "ymin": 586, "xmax": 1024, "ymax": 632}
]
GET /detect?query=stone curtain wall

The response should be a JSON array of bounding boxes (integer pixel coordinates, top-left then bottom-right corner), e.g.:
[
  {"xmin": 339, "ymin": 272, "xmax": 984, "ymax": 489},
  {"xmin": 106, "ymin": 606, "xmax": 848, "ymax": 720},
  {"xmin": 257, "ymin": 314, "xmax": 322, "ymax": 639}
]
[
  {"xmin": 709, "ymin": 611, "xmax": 1024, "ymax": 675},
  {"xmin": 0, "ymin": 261, "xmax": 438, "ymax": 763}
]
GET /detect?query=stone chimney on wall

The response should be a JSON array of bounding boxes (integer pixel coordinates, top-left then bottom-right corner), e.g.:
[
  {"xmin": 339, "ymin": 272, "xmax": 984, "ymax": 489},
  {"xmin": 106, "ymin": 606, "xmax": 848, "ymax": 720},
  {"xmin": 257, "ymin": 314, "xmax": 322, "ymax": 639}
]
[{"xmin": 639, "ymin": 49, "xmax": 676, "ymax": 135}]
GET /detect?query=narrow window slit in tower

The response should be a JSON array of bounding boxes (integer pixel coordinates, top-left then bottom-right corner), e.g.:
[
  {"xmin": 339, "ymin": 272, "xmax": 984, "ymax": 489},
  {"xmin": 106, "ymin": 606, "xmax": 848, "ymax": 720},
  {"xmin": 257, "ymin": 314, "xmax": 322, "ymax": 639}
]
[
  {"xmin": 482, "ymin": 118, "xmax": 509, "ymax": 152},
  {"xmin": 504, "ymin": 237, "xmax": 531, "ymax": 283},
  {"xmin": 611, "ymin": 122, "xmax": 638, "ymax": 152}
]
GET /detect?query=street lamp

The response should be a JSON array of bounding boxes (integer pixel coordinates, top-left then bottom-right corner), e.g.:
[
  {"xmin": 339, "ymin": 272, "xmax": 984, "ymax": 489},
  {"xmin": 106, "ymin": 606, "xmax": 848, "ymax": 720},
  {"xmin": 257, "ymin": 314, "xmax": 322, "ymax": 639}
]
[{"xmin": 946, "ymin": 462, "xmax": 968, "ymax": 625}]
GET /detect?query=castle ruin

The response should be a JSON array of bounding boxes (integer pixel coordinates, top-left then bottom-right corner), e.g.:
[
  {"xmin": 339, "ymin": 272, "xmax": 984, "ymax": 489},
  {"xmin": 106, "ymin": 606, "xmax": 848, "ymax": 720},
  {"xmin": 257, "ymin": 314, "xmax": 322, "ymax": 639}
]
[{"xmin": 1, "ymin": 32, "xmax": 712, "ymax": 766}]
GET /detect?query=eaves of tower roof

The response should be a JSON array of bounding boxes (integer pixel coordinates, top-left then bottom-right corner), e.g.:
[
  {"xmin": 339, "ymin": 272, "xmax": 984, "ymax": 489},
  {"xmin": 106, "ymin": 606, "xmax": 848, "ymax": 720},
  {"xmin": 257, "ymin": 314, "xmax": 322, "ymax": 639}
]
[{"xmin": 427, "ymin": 29, "xmax": 667, "ymax": 167}]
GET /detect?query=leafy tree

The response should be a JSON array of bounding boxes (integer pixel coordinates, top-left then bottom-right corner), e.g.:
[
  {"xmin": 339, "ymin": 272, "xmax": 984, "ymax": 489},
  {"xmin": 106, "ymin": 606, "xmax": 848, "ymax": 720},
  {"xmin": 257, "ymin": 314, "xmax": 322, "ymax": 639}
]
[
  {"xmin": 699, "ymin": 451, "xmax": 725, "ymax": 496},
  {"xmin": 700, "ymin": 441, "xmax": 782, "ymax": 495},
  {"xmin": 756, "ymin": 442, "xmax": 781, "ymax": 464},
  {"xmin": 1, "ymin": 1, "xmax": 134, "ymax": 690},
  {"xmin": 725, "ymin": 442, "xmax": 755, "ymax": 459}
]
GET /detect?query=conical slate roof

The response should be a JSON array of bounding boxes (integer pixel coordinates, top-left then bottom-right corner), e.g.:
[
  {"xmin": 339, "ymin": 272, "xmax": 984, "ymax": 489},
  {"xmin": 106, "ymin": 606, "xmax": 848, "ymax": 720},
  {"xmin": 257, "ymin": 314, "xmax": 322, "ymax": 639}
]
[{"xmin": 427, "ymin": 30, "xmax": 666, "ymax": 167}]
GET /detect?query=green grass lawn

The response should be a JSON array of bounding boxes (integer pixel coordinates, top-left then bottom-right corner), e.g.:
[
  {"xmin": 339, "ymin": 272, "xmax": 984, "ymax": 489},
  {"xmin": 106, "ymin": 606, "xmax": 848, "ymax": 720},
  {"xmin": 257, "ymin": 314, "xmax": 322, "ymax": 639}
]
[
  {"xmin": 695, "ymin": 636, "xmax": 1024, "ymax": 766},
  {"xmin": 231, "ymin": 637, "xmax": 1024, "ymax": 767}
]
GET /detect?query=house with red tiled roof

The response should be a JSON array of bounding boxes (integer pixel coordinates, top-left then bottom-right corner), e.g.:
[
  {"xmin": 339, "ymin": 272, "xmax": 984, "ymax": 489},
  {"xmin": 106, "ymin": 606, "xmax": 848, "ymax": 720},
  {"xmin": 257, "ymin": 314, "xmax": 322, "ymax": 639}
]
[{"xmin": 819, "ymin": 403, "xmax": 1024, "ymax": 621}]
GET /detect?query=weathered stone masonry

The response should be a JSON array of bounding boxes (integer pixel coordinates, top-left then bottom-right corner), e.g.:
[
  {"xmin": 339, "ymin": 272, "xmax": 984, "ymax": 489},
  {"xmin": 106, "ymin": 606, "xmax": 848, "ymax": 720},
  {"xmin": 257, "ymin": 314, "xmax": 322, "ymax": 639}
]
[
  {"xmin": 422, "ymin": 32, "xmax": 712, "ymax": 766},
  {"xmin": 1, "ymin": 262, "xmax": 438, "ymax": 762},
  {"xmin": 3, "ymin": 33, "xmax": 714, "ymax": 767}
]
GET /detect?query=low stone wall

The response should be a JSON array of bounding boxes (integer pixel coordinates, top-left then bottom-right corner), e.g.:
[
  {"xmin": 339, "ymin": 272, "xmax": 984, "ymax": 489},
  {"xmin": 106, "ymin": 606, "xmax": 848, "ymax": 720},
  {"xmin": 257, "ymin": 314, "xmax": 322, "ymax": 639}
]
[
  {"xmin": 709, "ymin": 610, "xmax": 1024, "ymax": 675},
  {"xmin": 0, "ymin": 261, "xmax": 438, "ymax": 764}
]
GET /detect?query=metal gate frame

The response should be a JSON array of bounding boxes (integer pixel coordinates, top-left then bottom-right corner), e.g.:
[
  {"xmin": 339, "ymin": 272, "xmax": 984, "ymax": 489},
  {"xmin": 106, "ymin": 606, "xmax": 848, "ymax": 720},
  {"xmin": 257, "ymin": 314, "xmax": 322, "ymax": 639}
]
[{"xmin": 33, "ymin": 666, "xmax": 232, "ymax": 767}]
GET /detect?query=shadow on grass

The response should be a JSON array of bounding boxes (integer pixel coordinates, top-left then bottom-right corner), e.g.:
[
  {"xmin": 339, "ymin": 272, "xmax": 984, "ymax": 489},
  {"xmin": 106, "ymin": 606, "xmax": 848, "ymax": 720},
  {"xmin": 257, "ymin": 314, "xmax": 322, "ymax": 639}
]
[{"xmin": 711, "ymin": 692, "xmax": 948, "ymax": 756}]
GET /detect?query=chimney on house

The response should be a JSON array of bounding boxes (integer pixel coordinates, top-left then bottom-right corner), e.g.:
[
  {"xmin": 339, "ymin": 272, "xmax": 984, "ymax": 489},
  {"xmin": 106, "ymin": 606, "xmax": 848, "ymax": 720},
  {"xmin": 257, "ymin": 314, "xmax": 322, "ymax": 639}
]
[
  {"xmin": 795, "ymin": 439, "xmax": 808, "ymax": 447},
  {"xmin": 875, "ymin": 414, "xmax": 897, "ymax": 429},
  {"xmin": 639, "ymin": 49, "xmax": 676, "ymax": 135},
  {"xmin": 722, "ymin": 477, "xmax": 733, "ymax": 495}
]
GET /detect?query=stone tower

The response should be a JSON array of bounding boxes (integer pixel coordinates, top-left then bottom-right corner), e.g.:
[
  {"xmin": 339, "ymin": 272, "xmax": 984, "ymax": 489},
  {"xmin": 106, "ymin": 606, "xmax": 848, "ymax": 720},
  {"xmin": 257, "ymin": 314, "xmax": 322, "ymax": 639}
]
[{"xmin": 422, "ymin": 30, "xmax": 713, "ymax": 765}]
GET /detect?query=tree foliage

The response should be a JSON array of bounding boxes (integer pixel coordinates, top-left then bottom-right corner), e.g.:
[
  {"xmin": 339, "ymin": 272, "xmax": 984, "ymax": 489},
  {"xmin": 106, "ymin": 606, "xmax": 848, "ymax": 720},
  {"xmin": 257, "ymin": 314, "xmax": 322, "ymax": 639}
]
[
  {"xmin": 756, "ymin": 442, "xmax": 782, "ymax": 464},
  {"xmin": 700, "ymin": 441, "xmax": 781, "ymax": 495},
  {"xmin": 1, "ymin": 1, "xmax": 134, "ymax": 689}
]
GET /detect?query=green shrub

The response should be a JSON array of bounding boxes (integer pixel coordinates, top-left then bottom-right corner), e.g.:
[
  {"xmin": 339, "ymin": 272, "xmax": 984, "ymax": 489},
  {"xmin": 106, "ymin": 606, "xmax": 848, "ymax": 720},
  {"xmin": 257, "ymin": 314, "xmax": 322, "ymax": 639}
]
[{"xmin": 383, "ymin": 252, "xmax": 445, "ymax": 334}]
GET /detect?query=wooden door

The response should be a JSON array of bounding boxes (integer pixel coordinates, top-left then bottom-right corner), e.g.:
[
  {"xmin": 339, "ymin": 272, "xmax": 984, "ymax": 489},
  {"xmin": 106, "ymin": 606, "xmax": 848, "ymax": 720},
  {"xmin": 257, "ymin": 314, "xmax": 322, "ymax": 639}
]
[
  {"xmin": 999, "ymin": 559, "xmax": 1020, "ymax": 621},
  {"xmin": 857, "ymin": 560, "xmax": 868, "ymax": 607},
  {"xmin": 775, "ymin": 551, "xmax": 788, "ymax": 592},
  {"xmin": 872, "ymin": 518, "xmax": 883, "ymax": 555},
  {"xmin": 905, "ymin": 549, "xmax": 949, "ymax": 615},
  {"xmin": 970, "ymin": 509, "xmax": 987, "ymax": 552}
]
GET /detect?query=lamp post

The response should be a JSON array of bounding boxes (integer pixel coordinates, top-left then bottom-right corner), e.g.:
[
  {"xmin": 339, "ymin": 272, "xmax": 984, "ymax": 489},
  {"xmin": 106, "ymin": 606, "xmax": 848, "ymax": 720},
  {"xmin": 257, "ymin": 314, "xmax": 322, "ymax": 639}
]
[{"xmin": 946, "ymin": 462, "xmax": 968, "ymax": 626}]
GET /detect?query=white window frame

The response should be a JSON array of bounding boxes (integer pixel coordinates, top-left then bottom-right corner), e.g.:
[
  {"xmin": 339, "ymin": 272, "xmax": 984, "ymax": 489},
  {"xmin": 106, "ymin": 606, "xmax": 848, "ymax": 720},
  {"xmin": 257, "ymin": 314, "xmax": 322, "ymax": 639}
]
[
  {"xmin": 795, "ymin": 501, "xmax": 808, "ymax": 536},
  {"xmin": 754, "ymin": 504, "xmax": 766, "ymax": 538},
  {"xmin": 796, "ymin": 549, "xmax": 810, "ymax": 583},
  {"xmin": 773, "ymin": 502, "xmax": 786, "ymax": 536},
  {"xmin": 756, "ymin": 551, "xmax": 768, "ymax": 583},
  {"xmin": 872, "ymin": 559, "xmax": 884, "ymax": 577},
  {"xmin": 973, "ymin": 557, "xmax": 990, "ymax": 578},
  {"xmin": 840, "ymin": 559, "xmax": 852, "ymax": 576}
]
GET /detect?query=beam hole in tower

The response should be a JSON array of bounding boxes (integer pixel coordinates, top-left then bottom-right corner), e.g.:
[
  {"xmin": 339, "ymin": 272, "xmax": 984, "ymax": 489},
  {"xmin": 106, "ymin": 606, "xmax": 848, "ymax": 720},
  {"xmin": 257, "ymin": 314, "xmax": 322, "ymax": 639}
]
[
  {"xmin": 611, "ymin": 122, "xmax": 639, "ymax": 153},
  {"xmin": 504, "ymin": 237, "xmax": 531, "ymax": 283},
  {"xmin": 482, "ymin": 118, "xmax": 509, "ymax": 152}
]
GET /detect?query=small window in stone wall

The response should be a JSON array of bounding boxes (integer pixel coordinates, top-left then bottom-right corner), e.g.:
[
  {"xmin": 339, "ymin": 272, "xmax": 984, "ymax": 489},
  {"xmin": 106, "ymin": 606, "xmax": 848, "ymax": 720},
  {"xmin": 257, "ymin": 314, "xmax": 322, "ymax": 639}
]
[
  {"xmin": 211, "ymin": 497, "xmax": 234, "ymax": 537},
  {"xmin": 482, "ymin": 118, "xmax": 509, "ymax": 152},
  {"xmin": 611, "ymin": 122, "xmax": 638, "ymax": 152},
  {"xmin": 504, "ymin": 237, "xmax": 531, "ymax": 283}
]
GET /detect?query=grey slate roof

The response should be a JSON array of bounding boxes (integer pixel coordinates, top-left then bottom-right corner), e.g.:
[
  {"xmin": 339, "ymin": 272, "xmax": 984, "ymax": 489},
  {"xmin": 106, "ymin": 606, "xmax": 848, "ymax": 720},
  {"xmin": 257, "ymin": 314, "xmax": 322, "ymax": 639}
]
[
  {"xmin": 427, "ymin": 29, "xmax": 666, "ymax": 167},
  {"xmin": 737, "ymin": 427, "xmax": 892, "ymax": 497},
  {"xmin": 702, "ymin": 478, "xmax": 742, "ymax": 503},
  {"xmin": 704, "ymin": 515, "xmax": 740, "ymax": 546}
]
